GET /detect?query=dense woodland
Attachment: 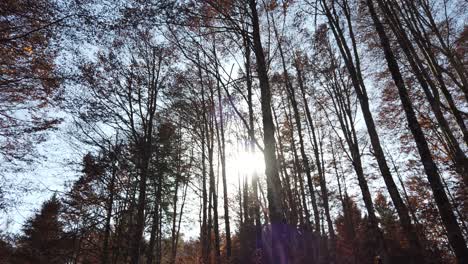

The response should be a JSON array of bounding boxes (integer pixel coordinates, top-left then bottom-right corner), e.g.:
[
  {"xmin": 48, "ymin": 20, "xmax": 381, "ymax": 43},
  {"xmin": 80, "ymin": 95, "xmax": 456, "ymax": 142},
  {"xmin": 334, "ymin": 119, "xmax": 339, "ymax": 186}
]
[{"xmin": 0, "ymin": 0, "xmax": 467, "ymax": 263}]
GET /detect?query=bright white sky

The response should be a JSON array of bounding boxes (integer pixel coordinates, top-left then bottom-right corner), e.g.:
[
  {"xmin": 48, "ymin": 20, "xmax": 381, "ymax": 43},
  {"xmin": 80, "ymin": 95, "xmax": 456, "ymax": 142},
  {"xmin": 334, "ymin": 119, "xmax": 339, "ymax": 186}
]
[{"xmin": 1, "ymin": 118, "xmax": 85, "ymax": 233}]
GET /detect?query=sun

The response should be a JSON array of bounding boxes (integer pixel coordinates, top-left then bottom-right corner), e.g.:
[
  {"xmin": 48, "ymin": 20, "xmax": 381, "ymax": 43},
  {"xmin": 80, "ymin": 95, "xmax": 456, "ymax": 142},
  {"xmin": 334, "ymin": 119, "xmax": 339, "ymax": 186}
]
[{"xmin": 227, "ymin": 150, "xmax": 265, "ymax": 181}]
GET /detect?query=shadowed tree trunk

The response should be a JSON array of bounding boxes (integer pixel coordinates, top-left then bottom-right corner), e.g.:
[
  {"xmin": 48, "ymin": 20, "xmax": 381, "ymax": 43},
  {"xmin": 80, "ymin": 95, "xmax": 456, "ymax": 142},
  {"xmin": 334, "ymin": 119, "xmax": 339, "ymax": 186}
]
[
  {"xmin": 248, "ymin": 0, "xmax": 284, "ymax": 224},
  {"xmin": 374, "ymin": 0, "xmax": 468, "ymax": 186},
  {"xmin": 213, "ymin": 41, "xmax": 232, "ymax": 260},
  {"xmin": 271, "ymin": 15, "xmax": 321, "ymax": 235},
  {"xmin": 129, "ymin": 50, "xmax": 162, "ymax": 264},
  {"xmin": 242, "ymin": 26, "xmax": 263, "ymax": 254},
  {"xmin": 282, "ymin": 96, "xmax": 312, "ymax": 229},
  {"xmin": 272, "ymin": 101, "xmax": 298, "ymax": 225},
  {"xmin": 294, "ymin": 53, "xmax": 336, "ymax": 252},
  {"xmin": 365, "ymin": 0, "xmax": 468, "ymax": 262},
  {"xmin": 249, "ymin": 0, "xmax": 287, "ymax": 262},
  {"xmin": 208, "ymin": 76, "xmax": 221, "ymax": 264},
  {"xmin": 320, "ymin": 1, "xmax": 424, "ymax": 261},
  {"xmin": 147, "ymin": 159, "xmax": 161, "ymax": 264},
  {"xmin": 313, "ymin": 31, "xmax": 388, "ymax": 260},
  {"xmin": 101, "ymin": 147, "xmax": 118, "ymax": 264},
  {"xmin": 198, "ymin": 56, "xmax": 209, "ymax": 264}
]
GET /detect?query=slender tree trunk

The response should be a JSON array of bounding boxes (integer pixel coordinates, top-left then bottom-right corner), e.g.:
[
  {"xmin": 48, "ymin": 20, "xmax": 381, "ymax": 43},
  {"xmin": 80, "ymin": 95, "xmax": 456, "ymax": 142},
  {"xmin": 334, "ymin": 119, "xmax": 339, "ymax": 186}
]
[
  {"xmin": 171, "ymin": 171, "xmax": 180, "ymax": 264},
  {"xmin": 213, "ymin": 44, "xmax": 232, "ymax": 259},
  {"xmin": 102, "ymin": 152, "xmax": 117, "ymax": 264},
  {"xmin": 173, "ymin": 181, "xmax": 188, "ymax": 264},
  {"xmin": 375, "ymin": 0, "xmax": 468, "ymax": 186},
  {"xmin": 315, "ymin": 59, "xmax": 388, "ymax": 261},
  {"xmin": 248, "ymin": 0, "xmax": 284, "ymax": 223},
  {"xmin": 147, "ymin": 148, "xmax": 161, "ymax": 264},
  {"xmin": 208, "ymin": 82, "xmax": 221, "ymax": 264},
  {"xmin": 130, "ymin": 155, "xmax": 149, "ymax": 264},
  {"xmin": 129, "ymin": 50, "xmax": 159, "ymax": 263},
  {"xmin": 386, "ymin": 150, "xmax": 421, "ymax": 229},
  {"xmin": 272, "ymin": 19, "xmax": 321, "ymax": 234},
  {"xmin": 156, "ymin": 200, "xmax": 163, "ymax": 264},
  {"xmin": 365, "ymin": 1, "xmax": 468, "ymax": 261},
  {"xmin": 243, "ymin": 28, "xmax": 263, "ymax": 253},
  {"xmin": 207, "ymin": 173, "xmax": 213, "ymax": 262},
  {"xmin": 294, "ymin": 55, "xmax": 336, "ymax": 249},
  {"xmin": 238, "ymin": 173, "xmax": 243, "ymax": 226},
  {"xmin": 249, "ymin": 1, "xmax": 286, "ymax": 262},
  {"xmin": 287, "ymin": 102, "xmax": 312, "ymax": 229},
  {"xmin": 198, "ymin": 58, "xmax": 209, "ymax": 264},
  {"xmin": 321, "ymin": 1, "xmax": 423, "ymax": 261},
  {"xmin": 242, "ymin": 176, "xmax": 250, "ymax": 226},
  {"xmin": 272, "ymin": 103, "xmax": 297, "ymax": 225},
  {"xmin": 331, "ymin": 141, "xmax": 357, "ymax": 264}
]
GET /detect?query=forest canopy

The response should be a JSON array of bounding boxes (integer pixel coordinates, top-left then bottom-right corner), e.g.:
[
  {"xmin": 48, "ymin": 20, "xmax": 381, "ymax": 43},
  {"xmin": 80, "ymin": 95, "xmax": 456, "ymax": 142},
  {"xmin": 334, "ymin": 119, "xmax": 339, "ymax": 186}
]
[{"xmin": 0, "ymin": 0, "xmax": 467, "ymax": 263}]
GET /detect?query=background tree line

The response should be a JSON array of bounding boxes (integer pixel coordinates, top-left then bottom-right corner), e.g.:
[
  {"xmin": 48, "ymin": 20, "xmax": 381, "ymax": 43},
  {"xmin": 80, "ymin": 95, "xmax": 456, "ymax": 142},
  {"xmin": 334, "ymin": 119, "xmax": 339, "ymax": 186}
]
[{"xmin": 0, "ymin": 0, "xmax": 467, "ymax": 263}]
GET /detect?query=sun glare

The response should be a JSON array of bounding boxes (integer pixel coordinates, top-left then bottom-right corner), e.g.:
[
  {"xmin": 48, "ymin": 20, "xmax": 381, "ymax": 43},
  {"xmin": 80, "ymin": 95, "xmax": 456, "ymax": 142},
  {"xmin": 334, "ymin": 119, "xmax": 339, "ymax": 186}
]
[{"xmin": 227, "ymin": 151, "xmax": 265, "ymax": 180}]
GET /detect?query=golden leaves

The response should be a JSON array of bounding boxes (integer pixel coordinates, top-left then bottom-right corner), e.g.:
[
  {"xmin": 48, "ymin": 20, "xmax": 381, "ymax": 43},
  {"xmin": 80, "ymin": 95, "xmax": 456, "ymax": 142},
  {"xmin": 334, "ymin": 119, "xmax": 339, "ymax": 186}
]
[{"xmin": 23, "ymin": 46, "xmax": 33, "ymax": 54}]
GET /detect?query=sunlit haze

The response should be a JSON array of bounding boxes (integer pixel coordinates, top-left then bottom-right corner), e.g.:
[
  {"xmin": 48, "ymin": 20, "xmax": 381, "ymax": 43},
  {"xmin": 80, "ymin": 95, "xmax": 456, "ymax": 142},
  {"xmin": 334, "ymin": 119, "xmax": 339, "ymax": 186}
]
[{"xmin": 227, "ymin": 150, "xmax": 265, "ymax": 182}]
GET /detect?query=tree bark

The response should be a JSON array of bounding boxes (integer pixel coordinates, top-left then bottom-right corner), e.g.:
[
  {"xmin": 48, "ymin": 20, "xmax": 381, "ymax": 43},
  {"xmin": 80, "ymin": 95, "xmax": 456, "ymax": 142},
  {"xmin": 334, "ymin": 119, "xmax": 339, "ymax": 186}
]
[
  {"xmin": 284, "ymin": 99, "xmax": 311, "ymax": 229},
  {"xmin": 365, "ymin": 0, "xmax": 468, "ymax": 261},
  {"xmin": 101, "ymin": 151, "xmax": 117, "ymax": 264},
  {"xmin": 198, "ymin": 58, "xmax": 209, "ymax": 264},
  {"xmin": 375, "ymin": 0, "xmax": 468, "ymax": 186},
  {"xmin": 320, "ymin": 1, "xmax": 423, "ymax": 261},
  {"xmin": 272, "ymin": 17, "xmax": 321, "ymax": 234},
  {"xmin": 294, "ymin": 55, "xmax": 336, "ymax": 247},
  {"xmin": 208, "ymin": 81, "xmax": 221, "ymax": 264},
  {"xmin": 249, "ymin": 1, "xmax": 286, "ymax": 262},
  {"xmin": 213, "ymin": 41, "xmax": 232, "ymax": 259}
]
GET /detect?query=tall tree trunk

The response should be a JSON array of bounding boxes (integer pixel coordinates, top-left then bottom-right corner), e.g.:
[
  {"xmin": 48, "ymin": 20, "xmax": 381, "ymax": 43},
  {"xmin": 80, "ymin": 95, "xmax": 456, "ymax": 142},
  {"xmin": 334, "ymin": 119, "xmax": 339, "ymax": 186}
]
[
  {"xmin": 272, "ymin": 103, "xmax": 298, "ymax": 225},
  {"xmin": 198, "ymin": 58, "xmax": 209, "ymax": 264},
  {"xmin": 243, "ymin": 27, "xmax": 262, "ymax": 253},
  {"xmin": 238, "ymin": 173, "xmax": 243, "ymax": 225},
  {"xmin": 207, "ymin": 173, "xmax": 213, "ymax": 262},
  {"xmin": 156, "ymin": 200, "xmax": 163, "ymax": 264},
  {"xmin": 249, "ymin": 1, "xmax": 286, "ymax": 262},
  {"xmin": 315, "ymin": 54, "xmax": 388, "ymax": 261},
  {"xmin": 248, "ymin": 0, "xmax": 284, "ymax": 224},
  {"xmin": 284, "ymin": 99, "xmax": 311, "ymax": 229},
  {"xmin": 102, "ymin": 152, "xmax": 117, "ymax": 264},
  {"xmin": 375, "ymin": 0, "xmax": 468, "ymax": 186},
  {"xmin": 130, "ymin": 155, "xmax": 149, "ymax": 264},
  {"xmin": 386, "ymin": 150, "xmax": 420, "ymax": 229},
  {"xmin": 208, "ymin": 81, "xmax": 221, "ymax": 264},
  {"xmin": 331, "ymin": 141, "xmax": 357, "ymax": 264},
  {"xmin": 171, "ymin": 164, "xmax": 180, "ymax": 264},
  {"xmin": 272, "ymin": 17, "xmax": 321, "ymax": 234},
  {"xmin": 173, "ymin": 181, "xmax": 188, "ymax": 264},
  {"xmin": 320, "ymin": 1, "xmax": 424, "ymax": 261},
  {"xmin": 294, "ymin": 54, "xmax": 336, "ymax": 249},
  {"xmin": 123, "ymin": 181, "xmax": 137, "ymax": 262},
  {"xmin": 213, "ymin": 44, "xmax": 232, "ymax": 259},
  {"xmin": 365, "ymin": 1, "xmax": 468, "ymax": 262},
  {"xmin": 147, "ymin": 149, "xmax": 161, "ymax": 264}
]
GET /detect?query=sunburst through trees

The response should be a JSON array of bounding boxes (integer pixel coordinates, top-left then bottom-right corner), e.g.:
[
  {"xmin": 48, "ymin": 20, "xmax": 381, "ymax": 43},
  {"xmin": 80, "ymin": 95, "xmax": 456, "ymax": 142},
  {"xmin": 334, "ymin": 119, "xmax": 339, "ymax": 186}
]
[{"xmin": 1, "ymin": 0, "xmax": 467, "ymax": 263}]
